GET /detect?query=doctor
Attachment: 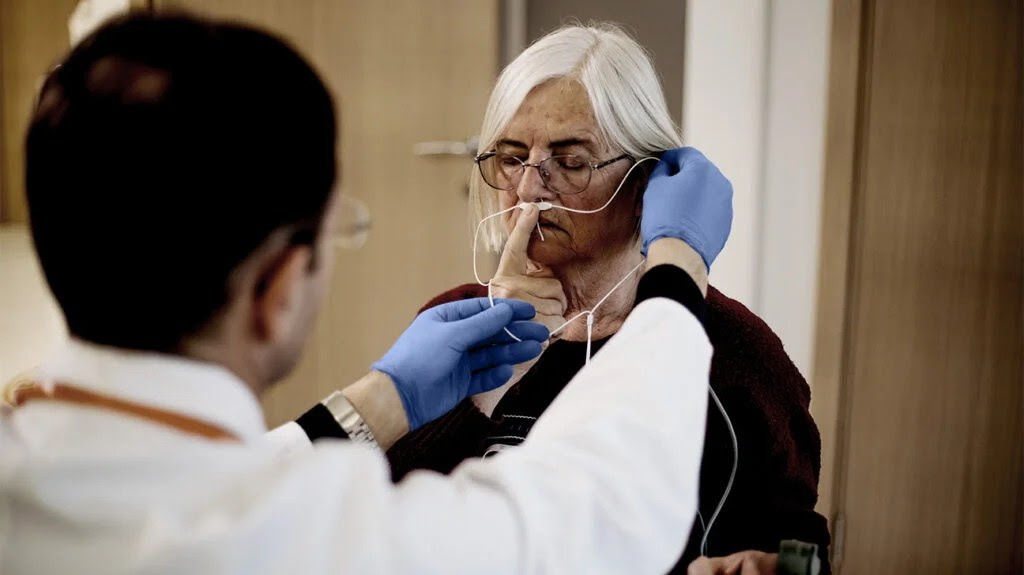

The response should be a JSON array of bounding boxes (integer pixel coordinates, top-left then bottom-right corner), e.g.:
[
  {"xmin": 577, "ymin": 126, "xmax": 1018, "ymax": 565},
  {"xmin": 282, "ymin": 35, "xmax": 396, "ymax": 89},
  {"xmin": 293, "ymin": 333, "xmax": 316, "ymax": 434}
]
[{"xmin": 0, "ymin": 12, "xmax": 732, "ymax": 575}]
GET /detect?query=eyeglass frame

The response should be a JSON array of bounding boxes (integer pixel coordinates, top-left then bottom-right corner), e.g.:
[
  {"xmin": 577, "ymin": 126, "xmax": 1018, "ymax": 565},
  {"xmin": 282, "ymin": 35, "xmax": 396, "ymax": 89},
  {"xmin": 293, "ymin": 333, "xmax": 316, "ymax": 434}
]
[{"xmin": 473, "ymin": 150, "xmax": 633, "ymax": 195}]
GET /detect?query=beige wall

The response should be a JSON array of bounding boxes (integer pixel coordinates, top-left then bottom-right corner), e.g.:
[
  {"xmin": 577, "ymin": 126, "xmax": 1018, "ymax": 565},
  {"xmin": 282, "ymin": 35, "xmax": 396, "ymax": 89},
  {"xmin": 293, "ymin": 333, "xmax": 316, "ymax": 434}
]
[
  {"xmin": 0, "ymin": 1, "xmax": 77, "ymax": 385},
  {"xmin": 0, "ymin": 0, "xmax": 80, "ymax": 224},
  {"xmin": 0, "ymin": 225, "xmax": 65, "ymax": 385}
]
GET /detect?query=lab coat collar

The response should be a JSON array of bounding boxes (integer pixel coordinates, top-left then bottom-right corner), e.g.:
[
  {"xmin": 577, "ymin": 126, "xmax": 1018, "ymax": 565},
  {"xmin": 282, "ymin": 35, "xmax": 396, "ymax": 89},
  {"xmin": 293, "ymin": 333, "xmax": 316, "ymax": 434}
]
[{"xmin": 34, "ymin": 338, "xmax": 269, "ymax": 442}]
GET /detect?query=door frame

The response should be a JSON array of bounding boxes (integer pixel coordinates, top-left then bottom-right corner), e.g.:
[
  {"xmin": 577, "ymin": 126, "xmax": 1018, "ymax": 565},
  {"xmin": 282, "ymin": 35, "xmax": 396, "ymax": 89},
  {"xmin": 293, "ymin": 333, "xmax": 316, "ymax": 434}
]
[{"xmin": 810, "ymin": 0, "xmax": 866, "ymax": 566}]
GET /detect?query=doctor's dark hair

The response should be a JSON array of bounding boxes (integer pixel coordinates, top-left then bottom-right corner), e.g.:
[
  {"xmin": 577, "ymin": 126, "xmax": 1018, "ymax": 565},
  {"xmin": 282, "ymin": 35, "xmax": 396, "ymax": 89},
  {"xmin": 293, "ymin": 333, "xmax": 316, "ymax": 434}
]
[{"xmin": 25, "ymin": 13, "xmax": 337, "ymax": 352}]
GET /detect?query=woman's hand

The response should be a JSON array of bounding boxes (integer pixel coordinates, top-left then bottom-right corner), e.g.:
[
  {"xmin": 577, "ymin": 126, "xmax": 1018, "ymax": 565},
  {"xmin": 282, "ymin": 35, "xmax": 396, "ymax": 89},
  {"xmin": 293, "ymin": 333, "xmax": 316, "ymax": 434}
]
[
  {"xmin": 687, "ymin": 551, "xmax": 778, "ymax": 575},
  {"xmin": 491, "ymin": 204, "xmax": 567, "ymax": 336}
]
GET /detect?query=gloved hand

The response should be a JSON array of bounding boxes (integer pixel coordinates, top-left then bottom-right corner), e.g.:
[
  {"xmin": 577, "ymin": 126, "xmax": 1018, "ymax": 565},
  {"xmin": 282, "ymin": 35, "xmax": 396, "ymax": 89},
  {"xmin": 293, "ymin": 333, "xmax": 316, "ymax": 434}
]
[
  {"xmin": 640, "ymin": 147, "xmax": 734, "ymax": 268},
  {"xmin": 372, "ymin": 298, "xmax": 549, "ymax": 431}
]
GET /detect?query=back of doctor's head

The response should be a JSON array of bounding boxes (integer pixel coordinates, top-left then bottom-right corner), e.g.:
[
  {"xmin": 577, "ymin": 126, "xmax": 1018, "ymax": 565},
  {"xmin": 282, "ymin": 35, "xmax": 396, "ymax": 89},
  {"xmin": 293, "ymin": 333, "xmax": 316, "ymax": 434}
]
[
  {"xmin": 25, "ymin": 12, "xmax": 337, "ymax": 353},
  {"xmin": 470, "ymin": 22, "xmax": 683, "ymax": 251}
]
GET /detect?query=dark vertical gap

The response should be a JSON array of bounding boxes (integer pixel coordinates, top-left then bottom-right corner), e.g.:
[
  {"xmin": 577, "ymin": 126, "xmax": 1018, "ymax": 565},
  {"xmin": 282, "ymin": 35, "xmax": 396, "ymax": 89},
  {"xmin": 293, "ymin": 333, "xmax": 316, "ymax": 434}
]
[
  {"xmin": 524, "ymin": 0, "xmax": 685, "ymax": 127},
  {"xmin": 498, "ymin": 0, "xmax": 510, "ymax": 67}
]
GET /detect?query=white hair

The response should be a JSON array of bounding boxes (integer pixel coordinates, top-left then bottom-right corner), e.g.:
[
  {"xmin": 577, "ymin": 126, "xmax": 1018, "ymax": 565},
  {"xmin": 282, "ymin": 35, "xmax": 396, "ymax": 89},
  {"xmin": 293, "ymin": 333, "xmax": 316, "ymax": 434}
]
[{"xmin": 469, "ymin": 22, "xmax": 683, "ymax": 251}]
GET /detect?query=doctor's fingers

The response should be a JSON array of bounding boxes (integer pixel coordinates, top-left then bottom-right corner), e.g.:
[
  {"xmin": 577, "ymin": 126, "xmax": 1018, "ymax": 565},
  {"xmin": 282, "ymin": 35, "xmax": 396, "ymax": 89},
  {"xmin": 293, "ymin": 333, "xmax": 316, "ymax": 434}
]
[
  {"xmin": 687, "ymin": 552, "xmax": 777, "ymax": 575},
  {"xmin": 534, "ymin": 312, "xmax": 568, "ymax": 338},
  {"xmin": 430, "ymin": 297, "xmax": 536, "ymax": 323},
  {"xmin": 490, "ymin": 276, "xmax": 567, "ymax": 315},
  {"xmin": 467, "ymin": 364, "xmax": 517, "ymax": 396},
  {"xmin": 483, "ymin": 320, "xmax": 551, "ymax": 345},
  {"xmin": 687, "ymin": 557, "xmax": 737, "ymax": 575},
  {"xmin": 442, "ymin": 301, "xmax": 539, "ymax": 350},
  {"xmin": 467, "ymin": 340, "xmax": 544, "ymax": 373}
]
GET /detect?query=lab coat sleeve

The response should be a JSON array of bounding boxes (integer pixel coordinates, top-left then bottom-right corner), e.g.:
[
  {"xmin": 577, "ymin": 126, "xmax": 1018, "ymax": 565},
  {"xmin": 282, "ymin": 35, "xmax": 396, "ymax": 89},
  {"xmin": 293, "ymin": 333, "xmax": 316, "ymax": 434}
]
[
  {"xmin": 264, "ymin": 421, "xmax": 312, "ymax": 455},
  {"xmin": 144, "ymin": 297, "xmax": 708, "ymax": 574},
  {"xmin": 378, "ymin": 297, "xmax": 711, "ymax": 574},
  {"xmin": 266, "ymin": 401, "xmax": 355, "ymax": 454}
]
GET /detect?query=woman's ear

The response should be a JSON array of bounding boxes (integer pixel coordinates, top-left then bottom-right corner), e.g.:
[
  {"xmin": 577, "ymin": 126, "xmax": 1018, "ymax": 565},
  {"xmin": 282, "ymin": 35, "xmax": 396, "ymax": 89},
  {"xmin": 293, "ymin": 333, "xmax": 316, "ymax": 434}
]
[
  {"xmin": 252, "ymin": 245, "xmax": 313, "ymax": 343},
  {"xmin": 633, "ymin": 170, "xmax": 649, "ymax": 218}
]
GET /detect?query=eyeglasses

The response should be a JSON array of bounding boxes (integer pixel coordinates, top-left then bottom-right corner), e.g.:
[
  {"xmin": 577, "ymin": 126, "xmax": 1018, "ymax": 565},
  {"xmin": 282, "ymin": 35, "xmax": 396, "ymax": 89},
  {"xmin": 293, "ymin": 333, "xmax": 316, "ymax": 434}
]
[
  {"xmin": 474, "ymin": 151, "xmax": 632, "ymax": 195},
  {"xmin": 333, "ymin": 195, "xmax": 371, "ymax": 250}
]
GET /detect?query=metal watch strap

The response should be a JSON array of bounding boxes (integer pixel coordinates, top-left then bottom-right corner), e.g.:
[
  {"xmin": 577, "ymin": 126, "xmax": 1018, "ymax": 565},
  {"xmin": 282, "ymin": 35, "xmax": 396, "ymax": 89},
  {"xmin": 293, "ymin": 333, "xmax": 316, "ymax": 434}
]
[{"xmin": 321, "ymin": 390, "xmax": 379, "ymax": 448}]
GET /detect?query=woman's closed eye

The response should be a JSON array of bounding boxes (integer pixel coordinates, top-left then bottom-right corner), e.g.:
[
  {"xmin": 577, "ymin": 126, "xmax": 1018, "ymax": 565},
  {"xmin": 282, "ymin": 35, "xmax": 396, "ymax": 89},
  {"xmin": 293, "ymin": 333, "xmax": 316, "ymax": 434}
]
[
  {"xmin": 554, "ymin": 155, "xmax": 588, "ymax": 170},
  {"xmin": 498, "ymin": 153, "xmax": 524, "ymax": 167}
]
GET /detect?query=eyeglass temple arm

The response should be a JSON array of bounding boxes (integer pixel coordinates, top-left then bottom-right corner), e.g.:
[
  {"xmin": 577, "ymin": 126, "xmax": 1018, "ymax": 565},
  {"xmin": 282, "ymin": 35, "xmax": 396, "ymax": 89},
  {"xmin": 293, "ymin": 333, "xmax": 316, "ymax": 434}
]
[{"xmin": 593, "ymin": 154, "xmax": 633, "ymax": 169}]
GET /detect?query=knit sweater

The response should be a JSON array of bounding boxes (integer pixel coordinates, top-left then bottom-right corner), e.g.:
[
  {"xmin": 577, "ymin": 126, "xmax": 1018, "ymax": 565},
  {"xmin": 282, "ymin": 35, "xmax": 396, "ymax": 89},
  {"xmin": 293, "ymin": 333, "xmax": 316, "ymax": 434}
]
[{"xmin": 386, "ymin": 283, "xmax": 831, "ymax": 573}]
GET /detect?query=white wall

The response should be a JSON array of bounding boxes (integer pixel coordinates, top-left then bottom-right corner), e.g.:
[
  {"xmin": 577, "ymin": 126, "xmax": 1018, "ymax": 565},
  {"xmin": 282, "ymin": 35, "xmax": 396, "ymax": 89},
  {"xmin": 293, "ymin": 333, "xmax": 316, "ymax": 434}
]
[
  {"xmin": 759, "ymin": 0, "xmax": 832, "ymax": 380},
  {"xmin": 683, "ymin": 0, "xmax": 768, "ymax": 309},
  {"xmin": 0, "ymin": 225, "xmax": 66, "ymax": 385},
  {"xmin": 683, "ymin": 0, "xmax": 832, "ymax": 379}
]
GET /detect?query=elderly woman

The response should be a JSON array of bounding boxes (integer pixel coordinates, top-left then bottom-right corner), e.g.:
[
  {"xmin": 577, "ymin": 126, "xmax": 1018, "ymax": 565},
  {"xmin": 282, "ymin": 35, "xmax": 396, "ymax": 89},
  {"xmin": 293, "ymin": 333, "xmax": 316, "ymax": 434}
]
[{"xmin": 387, "ymin": 24, "xmax": 830, "ymax": 574}]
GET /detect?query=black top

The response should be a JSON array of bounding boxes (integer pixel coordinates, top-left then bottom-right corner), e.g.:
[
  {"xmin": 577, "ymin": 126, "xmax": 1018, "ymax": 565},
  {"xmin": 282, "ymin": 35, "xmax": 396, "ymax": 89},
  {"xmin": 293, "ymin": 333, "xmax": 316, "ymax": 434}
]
[
  {"xmin": 388, "ymin": 269, "xmax": 831, "ymax": 573},
  {"xmin": 487, "ymin": 264, "xmax": 706, "ymax": 453}
]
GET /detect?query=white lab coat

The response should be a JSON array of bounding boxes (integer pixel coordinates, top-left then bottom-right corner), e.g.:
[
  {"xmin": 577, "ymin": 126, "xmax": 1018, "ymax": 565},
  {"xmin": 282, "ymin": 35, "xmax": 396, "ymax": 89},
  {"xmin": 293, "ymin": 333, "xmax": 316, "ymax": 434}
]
[{"xmin": 0, "ymin": 298, "xmax": 711, "ymax": 574}]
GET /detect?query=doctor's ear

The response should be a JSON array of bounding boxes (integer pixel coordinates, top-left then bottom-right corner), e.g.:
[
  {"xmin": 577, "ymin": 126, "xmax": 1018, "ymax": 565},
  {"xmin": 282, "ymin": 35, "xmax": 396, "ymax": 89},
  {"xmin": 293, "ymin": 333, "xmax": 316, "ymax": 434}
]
[{"xmin": 252, "ymin": 244, "xmax": 314, "ymax": 343}]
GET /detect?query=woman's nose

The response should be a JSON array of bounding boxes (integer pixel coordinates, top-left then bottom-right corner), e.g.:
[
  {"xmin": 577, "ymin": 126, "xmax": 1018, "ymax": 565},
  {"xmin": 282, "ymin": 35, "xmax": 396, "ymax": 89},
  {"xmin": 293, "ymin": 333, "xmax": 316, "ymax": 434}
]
[{"xmin": 516, "ymin": 161, "xmax": 557, "ymax": 204}]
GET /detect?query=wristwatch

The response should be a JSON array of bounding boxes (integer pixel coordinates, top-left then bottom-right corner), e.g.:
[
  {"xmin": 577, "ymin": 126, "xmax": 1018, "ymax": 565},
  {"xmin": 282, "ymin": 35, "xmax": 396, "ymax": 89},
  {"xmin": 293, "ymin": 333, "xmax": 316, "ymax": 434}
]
[{"xmin": 321, "ymin": 390, "xmax": 379, "ymax": 448}]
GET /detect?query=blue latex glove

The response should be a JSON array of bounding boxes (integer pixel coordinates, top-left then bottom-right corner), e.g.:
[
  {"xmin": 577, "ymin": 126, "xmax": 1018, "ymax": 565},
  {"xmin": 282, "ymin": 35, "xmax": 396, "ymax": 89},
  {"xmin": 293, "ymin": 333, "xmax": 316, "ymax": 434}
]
[
  {"xmin": 640, "ymin": 147, "xmax": 734, "ymax": 268},
  {"xmin": 372, "ymin": 298, "xmax": 549, "ymax": 431}
]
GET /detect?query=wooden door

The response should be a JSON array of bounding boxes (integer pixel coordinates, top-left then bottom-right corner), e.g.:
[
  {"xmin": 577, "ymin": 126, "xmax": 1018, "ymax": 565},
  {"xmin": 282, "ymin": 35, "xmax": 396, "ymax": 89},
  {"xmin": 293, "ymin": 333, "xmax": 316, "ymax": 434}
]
[
  {"xmin": 817, "ymin": 0, "xmax": 1023, "ymax": 572},
  {"xmin": 158, "ymin": 0, "xmax": 499, "ymax": 424}
]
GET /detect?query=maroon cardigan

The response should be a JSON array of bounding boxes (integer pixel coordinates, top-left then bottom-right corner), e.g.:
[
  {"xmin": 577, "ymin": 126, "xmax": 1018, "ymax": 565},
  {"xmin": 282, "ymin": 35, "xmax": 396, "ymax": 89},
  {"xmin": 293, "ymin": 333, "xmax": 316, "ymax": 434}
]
[{"xmin": 386, "ymin": 284, "xmax": 831, "ymax": 573}]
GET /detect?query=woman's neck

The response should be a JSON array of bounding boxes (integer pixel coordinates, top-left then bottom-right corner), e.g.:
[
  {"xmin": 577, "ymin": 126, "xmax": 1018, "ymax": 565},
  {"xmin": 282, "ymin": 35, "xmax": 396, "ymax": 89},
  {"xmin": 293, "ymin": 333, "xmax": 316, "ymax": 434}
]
[{"xmin": 553, "ymin": 243, "xmax": 644, "ymax": 342}]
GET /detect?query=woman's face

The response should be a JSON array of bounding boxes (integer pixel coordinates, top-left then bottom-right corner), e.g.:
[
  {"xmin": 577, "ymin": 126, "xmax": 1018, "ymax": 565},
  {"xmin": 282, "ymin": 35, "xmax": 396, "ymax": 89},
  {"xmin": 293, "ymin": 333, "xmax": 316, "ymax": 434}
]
[{"xmin": 495, "ymin": 78, "xmax": 642, "ymax": 268}]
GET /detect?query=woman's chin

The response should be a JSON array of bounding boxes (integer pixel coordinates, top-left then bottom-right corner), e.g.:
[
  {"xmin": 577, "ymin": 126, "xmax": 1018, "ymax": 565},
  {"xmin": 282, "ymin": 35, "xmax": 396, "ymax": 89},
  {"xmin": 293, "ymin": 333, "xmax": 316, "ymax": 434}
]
[{"xmin": 526, "ymin": 237, "xmax": 575, "ymax": 267}]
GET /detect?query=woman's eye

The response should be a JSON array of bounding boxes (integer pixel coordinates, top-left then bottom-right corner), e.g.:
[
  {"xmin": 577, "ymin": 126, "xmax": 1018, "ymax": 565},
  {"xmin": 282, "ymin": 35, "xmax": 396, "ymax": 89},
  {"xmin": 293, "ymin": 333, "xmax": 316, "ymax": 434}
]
[
  {"xmin": 498, "ymin": 155, "xmax": 524, "ymax": 167},
  {"xmin": 557, "ymin": 156, "xmax": 586, "ymax": 169}
]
